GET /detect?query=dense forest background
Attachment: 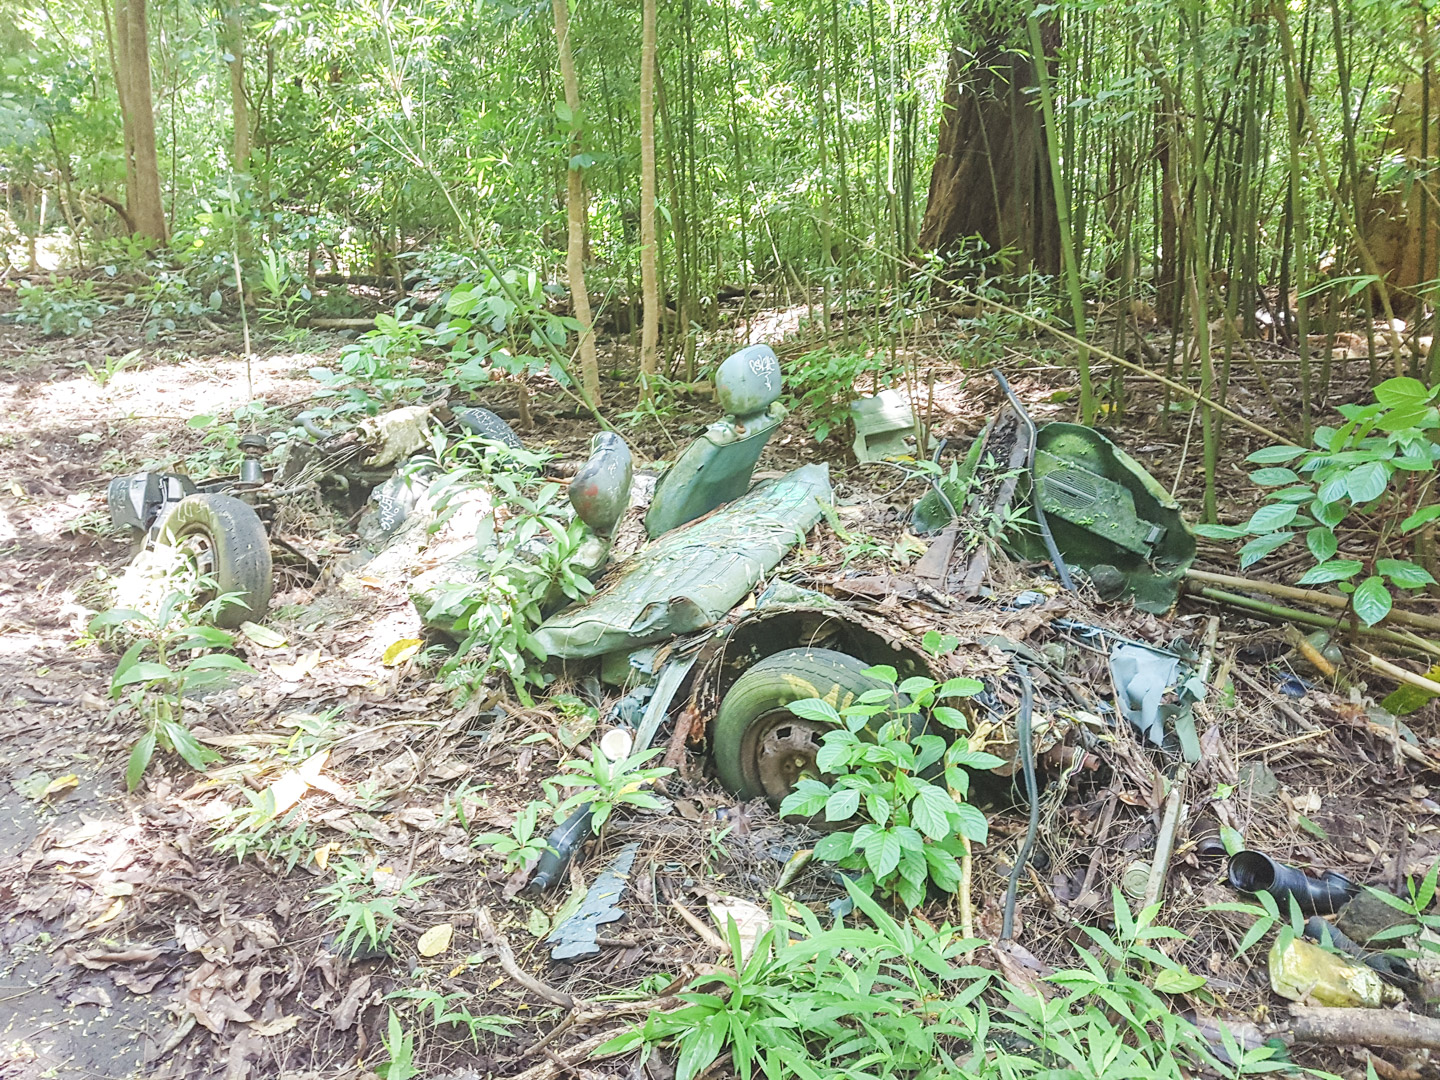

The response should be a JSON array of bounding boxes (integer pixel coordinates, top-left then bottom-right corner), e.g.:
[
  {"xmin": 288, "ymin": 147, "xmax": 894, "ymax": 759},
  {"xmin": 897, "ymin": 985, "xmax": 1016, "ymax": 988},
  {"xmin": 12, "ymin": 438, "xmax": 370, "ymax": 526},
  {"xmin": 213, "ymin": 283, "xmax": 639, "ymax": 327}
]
[{"xmin": 1, "ymin": 0, "xmax": 1437, "ymax": 454}]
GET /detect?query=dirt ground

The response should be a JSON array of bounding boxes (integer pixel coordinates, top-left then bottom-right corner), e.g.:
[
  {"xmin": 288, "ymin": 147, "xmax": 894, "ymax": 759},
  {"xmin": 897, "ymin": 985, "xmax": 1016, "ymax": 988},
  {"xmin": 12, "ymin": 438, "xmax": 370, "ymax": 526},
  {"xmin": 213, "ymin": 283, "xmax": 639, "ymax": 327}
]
[{"xmin": 1, "ymin": 304, "xmax": 1439, "ymax": 1080}]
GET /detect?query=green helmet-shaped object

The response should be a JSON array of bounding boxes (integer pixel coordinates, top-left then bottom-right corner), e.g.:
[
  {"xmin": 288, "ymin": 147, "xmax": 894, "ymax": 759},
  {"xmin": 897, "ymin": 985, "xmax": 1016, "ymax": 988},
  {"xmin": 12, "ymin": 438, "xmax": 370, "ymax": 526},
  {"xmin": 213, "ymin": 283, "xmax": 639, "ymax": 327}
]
[{"xmin": 715, "ymin": 344, "xmax": 782, "ymax": 419}]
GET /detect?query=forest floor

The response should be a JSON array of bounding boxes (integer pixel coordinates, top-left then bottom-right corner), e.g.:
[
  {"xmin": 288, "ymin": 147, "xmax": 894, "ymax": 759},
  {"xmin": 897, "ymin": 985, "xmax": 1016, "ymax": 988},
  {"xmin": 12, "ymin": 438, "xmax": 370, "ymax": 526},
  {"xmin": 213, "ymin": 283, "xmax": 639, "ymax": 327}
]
[{"xmin": 0, "ymin": 301, "xmax": 1438, "ymax": 1080}]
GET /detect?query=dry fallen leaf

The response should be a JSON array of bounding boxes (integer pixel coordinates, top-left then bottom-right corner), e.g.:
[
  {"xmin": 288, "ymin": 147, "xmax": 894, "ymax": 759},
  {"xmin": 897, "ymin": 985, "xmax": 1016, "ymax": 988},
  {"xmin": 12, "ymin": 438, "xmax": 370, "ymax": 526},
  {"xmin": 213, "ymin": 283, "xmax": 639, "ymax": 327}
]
[
  {"xmin": 383, "ymin": 638, "xmax": 423, "ymax": 667},
  {"xmin": 83, "ymin": 897, "xmax": 126, "ymax": 930},
  {"xmin": 417, "ymin": 923, "xmax": 453, "ymax": 957},
  {"xmin": 247, "ymin": 1015, "xmax": 300, "ymax": 1036},
  {"xmin": 239, "ymin": 621, "xmax": 287, "ymax": 648},
  {"xmin": 271, "ymin": 649, "xmax": 322, "ymax": 681},
  {"xmin": 41, "ymin": 774, "xmax": 80, "ymax": 800}
]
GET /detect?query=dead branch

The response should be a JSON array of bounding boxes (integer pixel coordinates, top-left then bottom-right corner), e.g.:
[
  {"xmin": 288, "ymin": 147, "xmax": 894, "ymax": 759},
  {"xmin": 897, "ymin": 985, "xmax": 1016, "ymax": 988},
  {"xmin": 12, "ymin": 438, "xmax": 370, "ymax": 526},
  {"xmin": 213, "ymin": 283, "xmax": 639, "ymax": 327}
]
[
  {"xmin": 475, "ymin": 906, "xmax": 575, "ymax": 1008},
  {"xmin": 1286, "ymin": 1006, "xmax": 1440, "ymax": 1051}
]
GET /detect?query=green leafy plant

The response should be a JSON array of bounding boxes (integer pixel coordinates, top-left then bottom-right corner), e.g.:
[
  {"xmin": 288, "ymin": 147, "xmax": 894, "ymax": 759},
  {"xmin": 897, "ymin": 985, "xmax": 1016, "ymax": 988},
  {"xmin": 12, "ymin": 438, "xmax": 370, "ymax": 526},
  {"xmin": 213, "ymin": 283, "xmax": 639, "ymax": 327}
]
[
  {"xmin": 785, "ymin": 346, "xmax": 896, "ymax": 443},
  {"xmin": 15, "ymin": 277, "xmax": 112, "ymax": 336},
  {"xmin": 1195, "ymin": 376, "xmax": 1440, "ymax": 626},
  {"xmin": 472, "ymin": 800, "xmax": 552, "ymax": 873},
  {"xmin": 436, "ymin": 266, "xmax": 580, "ymax": 391},
  {"xmin": 607, "ymin": 882, "xmax": 1282, "ymax": 1080},
  {"xmin": 88, "ymin": 598, "xmax": 253, "ymax": 791},
  {"xmin": 315, "ymin": 858, "xmax": 431, "ymax": 957},
  {"xmin": 386, "ymin": 987, "xmax": 521, "ymax": 1042},
  {"xmin": 375, "ymin": 1009, "xmax": 419, "ymax": 1080},
  {"xmin": 80, "ymin": 348, "xmax": 143, "ymax": 386},
  {"xmin": 776, "ymin": 665, "xmax": 999, "ymax": 909},
  {"xmin": 310, "ymin": 308, "xmax": 431, "ymax": 409},
  {"xmin": 997, "ymin": 889, "xmax": 1285, "ymax": 1080},
  {"xmin": 254, "ymin": 249, "xmax": 313, "ymax": 326},
  {"xmin": 418, "ymin": 434, "xmax": 597, "ymax": 698},
  {"xmin": 211, "ymin": 790, "xmax": 322, "ymax": 870},
  {"xmin": 603, "ymin": 881, "xmax": 990, "ymax": 1080},
  {"xmin": 547, "ymin": 742, "xmax": 673, "ymax": 831}
]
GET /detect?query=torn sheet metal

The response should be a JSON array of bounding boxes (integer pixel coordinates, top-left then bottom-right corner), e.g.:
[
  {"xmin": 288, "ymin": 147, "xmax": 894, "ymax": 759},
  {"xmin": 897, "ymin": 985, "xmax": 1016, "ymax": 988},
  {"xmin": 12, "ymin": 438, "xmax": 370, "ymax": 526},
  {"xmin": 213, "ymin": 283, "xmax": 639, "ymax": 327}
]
[
  {"xmin": 533, "ymin": 464, "xmax": 832, "ymax": 659},
  {"xmin": 545, "ymin": 842, "xmax": 640, "ymax": 960}
]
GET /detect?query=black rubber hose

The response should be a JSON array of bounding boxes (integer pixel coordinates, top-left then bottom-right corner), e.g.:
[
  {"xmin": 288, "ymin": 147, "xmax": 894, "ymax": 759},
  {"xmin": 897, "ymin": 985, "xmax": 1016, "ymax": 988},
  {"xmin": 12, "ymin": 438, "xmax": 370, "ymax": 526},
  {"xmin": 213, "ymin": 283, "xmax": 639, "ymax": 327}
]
[
  {"xmin": 1227, "ymin": 850, "xmax": 1359, "ymax": 916},
  {"xmin": 992, "ymin": 370, "xmax": 1076, "ymax": 592},
  {"xmin": 524, "ymin": 803, "xmax": 594, "ymax": 896},
  {"xmin": 1001, "ymin": 665, "xmax": 1039, "ymax": 942}
]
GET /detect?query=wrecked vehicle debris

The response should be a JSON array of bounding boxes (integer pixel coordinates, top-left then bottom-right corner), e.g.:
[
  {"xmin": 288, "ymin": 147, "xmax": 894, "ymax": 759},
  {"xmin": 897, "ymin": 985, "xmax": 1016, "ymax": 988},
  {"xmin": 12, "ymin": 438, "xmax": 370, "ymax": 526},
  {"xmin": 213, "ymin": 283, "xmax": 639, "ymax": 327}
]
[{"xmin": 912, "ymin": 372, "xmax": 1195, "ymax": 612}]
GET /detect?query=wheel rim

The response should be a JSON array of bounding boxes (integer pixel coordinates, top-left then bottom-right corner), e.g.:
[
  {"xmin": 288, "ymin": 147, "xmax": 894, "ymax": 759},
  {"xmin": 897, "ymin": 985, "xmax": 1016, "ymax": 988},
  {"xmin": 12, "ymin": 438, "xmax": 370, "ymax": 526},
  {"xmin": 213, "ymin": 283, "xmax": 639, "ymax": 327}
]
[
  {"xmin": 738, "ymin": 707, "xmax": 833, "ymax": 804},
  {"xmin": 171, "ymin": 526, "xmax": 219, "ymax": 601}
]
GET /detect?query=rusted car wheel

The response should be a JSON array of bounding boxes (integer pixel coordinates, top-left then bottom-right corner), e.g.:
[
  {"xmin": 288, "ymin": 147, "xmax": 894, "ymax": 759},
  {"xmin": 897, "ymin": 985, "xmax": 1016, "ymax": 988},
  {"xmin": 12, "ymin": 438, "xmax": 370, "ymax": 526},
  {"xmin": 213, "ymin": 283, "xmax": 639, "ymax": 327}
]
[
  {"xmin": 157, "ymin": 494, "xmax": 272, "ymax": 628},
  {"xmin": 712, "ymin": 647, "xmax": 895, "ymax": 807}
]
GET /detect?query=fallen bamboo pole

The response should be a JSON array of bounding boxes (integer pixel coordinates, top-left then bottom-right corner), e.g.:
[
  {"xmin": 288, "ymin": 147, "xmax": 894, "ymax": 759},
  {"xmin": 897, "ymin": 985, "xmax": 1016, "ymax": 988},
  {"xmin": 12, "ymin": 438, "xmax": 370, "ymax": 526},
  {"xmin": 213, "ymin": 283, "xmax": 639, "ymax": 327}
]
[
  {"xmin": 1365, "ymin": 652, "xmax": 1440, "ymax": 698},
  {"xmin": 1190, "ymin": 587, "xmax": 1440, "ymax": 657},
  {"xmin": 1186, "ymin": 569, "xmax": 1440, "ymax": 636}
]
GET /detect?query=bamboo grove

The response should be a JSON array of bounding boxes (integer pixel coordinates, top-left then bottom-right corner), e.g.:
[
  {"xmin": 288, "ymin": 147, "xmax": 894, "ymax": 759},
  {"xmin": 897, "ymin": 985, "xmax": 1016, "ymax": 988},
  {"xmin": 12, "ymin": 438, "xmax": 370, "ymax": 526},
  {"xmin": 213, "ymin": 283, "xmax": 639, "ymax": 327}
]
[{"xmin": 1, "ymin": 0, "xmax": 1437, "ymax": 449}]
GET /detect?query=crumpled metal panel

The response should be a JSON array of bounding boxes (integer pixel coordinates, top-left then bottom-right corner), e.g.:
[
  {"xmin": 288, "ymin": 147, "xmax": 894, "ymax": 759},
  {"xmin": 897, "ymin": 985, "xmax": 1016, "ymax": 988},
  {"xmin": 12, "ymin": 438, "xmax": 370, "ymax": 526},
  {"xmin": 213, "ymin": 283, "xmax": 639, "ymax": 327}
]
[
  {"xmin": 546, "ymin": 842, "xmax": 640, "ymax": 960},
  {"xmin": 533, "ymin": 464, "xmax": 832, "ymax": 659}
]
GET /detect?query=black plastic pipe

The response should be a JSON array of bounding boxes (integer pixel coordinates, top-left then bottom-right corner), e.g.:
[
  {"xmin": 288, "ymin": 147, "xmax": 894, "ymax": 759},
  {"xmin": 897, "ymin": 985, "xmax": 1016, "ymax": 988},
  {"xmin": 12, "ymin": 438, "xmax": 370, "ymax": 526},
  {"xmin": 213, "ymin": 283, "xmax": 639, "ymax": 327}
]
[{"xmin": 1227, "ymin": 850, "xmax": 1359, "ymax": 916}]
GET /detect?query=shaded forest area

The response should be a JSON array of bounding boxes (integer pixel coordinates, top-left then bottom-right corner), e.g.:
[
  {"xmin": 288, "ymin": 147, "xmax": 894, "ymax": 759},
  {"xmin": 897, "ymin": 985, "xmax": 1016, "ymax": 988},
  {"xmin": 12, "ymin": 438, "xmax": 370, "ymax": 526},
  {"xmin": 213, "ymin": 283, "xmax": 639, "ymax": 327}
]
[{"xmin": 6, "ymin": 0, "xmax": 1440, "ymax": 1079}]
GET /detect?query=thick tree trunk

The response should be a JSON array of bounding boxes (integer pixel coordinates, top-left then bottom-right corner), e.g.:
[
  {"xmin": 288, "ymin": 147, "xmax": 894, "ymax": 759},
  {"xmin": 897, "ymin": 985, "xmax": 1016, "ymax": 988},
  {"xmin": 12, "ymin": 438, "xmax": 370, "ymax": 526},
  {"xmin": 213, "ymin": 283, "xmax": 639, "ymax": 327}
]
[
  {"xmin": 552, "ymin": 0, "xmax": 600, "ymax": 406},
  {"xmin": 917, "ymin": 22, "xmax": 1059, "ymax": 275},
  {"xmin": 222, "ymin": 3, "xmax": 251, "ymax": 170},
  {"xmin": 113, "ymin": 0, "xmax": 167, "ymax": 244},
  {"xmin": 638, "ymin": 0, "xmax": 659, "ymax": 391}
]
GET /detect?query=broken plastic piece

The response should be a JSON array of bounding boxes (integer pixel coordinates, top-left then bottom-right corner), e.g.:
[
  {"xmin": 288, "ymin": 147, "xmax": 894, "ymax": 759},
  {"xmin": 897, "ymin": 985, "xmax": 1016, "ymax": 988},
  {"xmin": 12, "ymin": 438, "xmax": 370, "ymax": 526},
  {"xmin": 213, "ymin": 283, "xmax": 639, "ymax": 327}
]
[
  {"xmin": 1268, "ymin": 936, "xmax": 1400, "ymax": 1007},
  {"xmin": 1228, "ymin": 850, "xmax": 1359, "ymax": 916},
  {"xmin": 850, "ymin": 389, "xmax": 915, "ymax": 463},
  {"xmin": 545, "ymin": 842, "xmax": 640, "ymax": 960},
  {"xmin": 1109, "ymin": 641, "xmax": 1185, "ymax": 746}
]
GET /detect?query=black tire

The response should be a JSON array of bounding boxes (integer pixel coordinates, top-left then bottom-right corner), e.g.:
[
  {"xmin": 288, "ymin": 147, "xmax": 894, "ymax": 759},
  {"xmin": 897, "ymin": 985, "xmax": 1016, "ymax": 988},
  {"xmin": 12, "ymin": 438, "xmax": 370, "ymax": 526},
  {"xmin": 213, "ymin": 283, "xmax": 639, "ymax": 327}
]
[
  {"xmin": 713, "ymin": 647, "xmax": 901, "ymax": 807},
  {"xmin": 157, "ymin": 494, "xmax": 273, "ymax": 628},
  {"xmin": 456, "ymin": 407, "xmax": 523, "ymax": 451}
]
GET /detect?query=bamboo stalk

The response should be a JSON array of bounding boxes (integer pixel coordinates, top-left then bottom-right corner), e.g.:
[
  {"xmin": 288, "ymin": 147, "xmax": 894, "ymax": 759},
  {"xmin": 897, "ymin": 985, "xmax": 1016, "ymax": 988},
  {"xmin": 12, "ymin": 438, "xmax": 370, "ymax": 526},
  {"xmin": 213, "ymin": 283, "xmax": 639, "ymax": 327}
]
[
  {"xmin": 1185, "ymin": 569, "xmax": 1440, "ymax": 635},
  {"xmin": 1191, "ymin": 586, "xmax": 1440, "ymax": 656},
  {"xmin": 1364, "ymin": 652, "xmax": 1440, "ymax": 698}
]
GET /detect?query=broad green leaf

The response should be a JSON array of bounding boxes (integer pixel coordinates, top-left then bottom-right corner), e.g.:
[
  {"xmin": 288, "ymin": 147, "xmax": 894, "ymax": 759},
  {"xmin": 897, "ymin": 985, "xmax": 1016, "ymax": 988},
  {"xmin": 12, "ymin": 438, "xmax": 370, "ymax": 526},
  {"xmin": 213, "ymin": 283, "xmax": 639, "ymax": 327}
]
[
  {"xmin": 786, "ymin": 698, "xmax": 841, "ymax": 725},
  {"xmin": 1402, "ymin": 505, "xmax": 1440, "ymax": 532},
  {"xmin": 954, "ymin": 801, "xmax": 989, "ymax": 843},
  {"xmin": 113, "ymin": 661, "xmax": 175, "ymax": 688},
  {"xmin": 125, "ymin": 733, "xmax": 156, "ymax": 792},
  {"xmin": 1244, "ymin": 503, "xmax": 1297, "ymax": 533},
  {"xmin": 1238, "ymin": 531, "xmax": 1293, "ymax": 568},
  {"xmin": 1345, "ymin": 461, "xmax": 1389, "ymax": 504},
  {"xmin": 1312, "ymin": 499, "xmax": 1347, "ymax": 527},
  {"xmin": 911, "ymin": 785, "xmax": 959, "ymax": 840},
  {"xmin": 1296, "ymin": 559, "xmax": 1362, "ymax": 585},
  {"xmin": 937, "ymin": 676, "xmax": 985, "ymax": 698},
  {"xmin": 1192, "ymin": 523, "xmax": 1248, "ymax": 540},
  {"xmin": 1374, "ymin": 376, "xmax": 1430, "ymax": 407},
  {"xmin": 824, "ymin": 787, "xmax": 861, "ymax": 822},
  {"xmin": 813, "ymin": 831, "xmax": 853, "ymax": 862},
  {"xmin": 1153, "ymin": 967, "xmax": 1208, "ymax": 994},
  {"xmin": 1352, "ymin": 576, "xmax": 1393, "ymax": 627},
  {"xmin": 1248, "ymin": 467, "xmax": 1300, "ymax": 486},
  {"xmin": 1377, "ymin": 559, "xmax": 1436, "ymax": 589},
  {"xmin": 924, "ymin": 846, "xmax": 961, "ymax": 891},
  {"xmin": 864, "ymin": 829, "xmax": 903, "ymax": 878},
  {"xmin": 1245, "ymin": 445, "xmax": 1305, "ymax": 464},
  {"xmin": 1306, "ymin": 527, "xmax": 1338, "ymax": 562}
]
